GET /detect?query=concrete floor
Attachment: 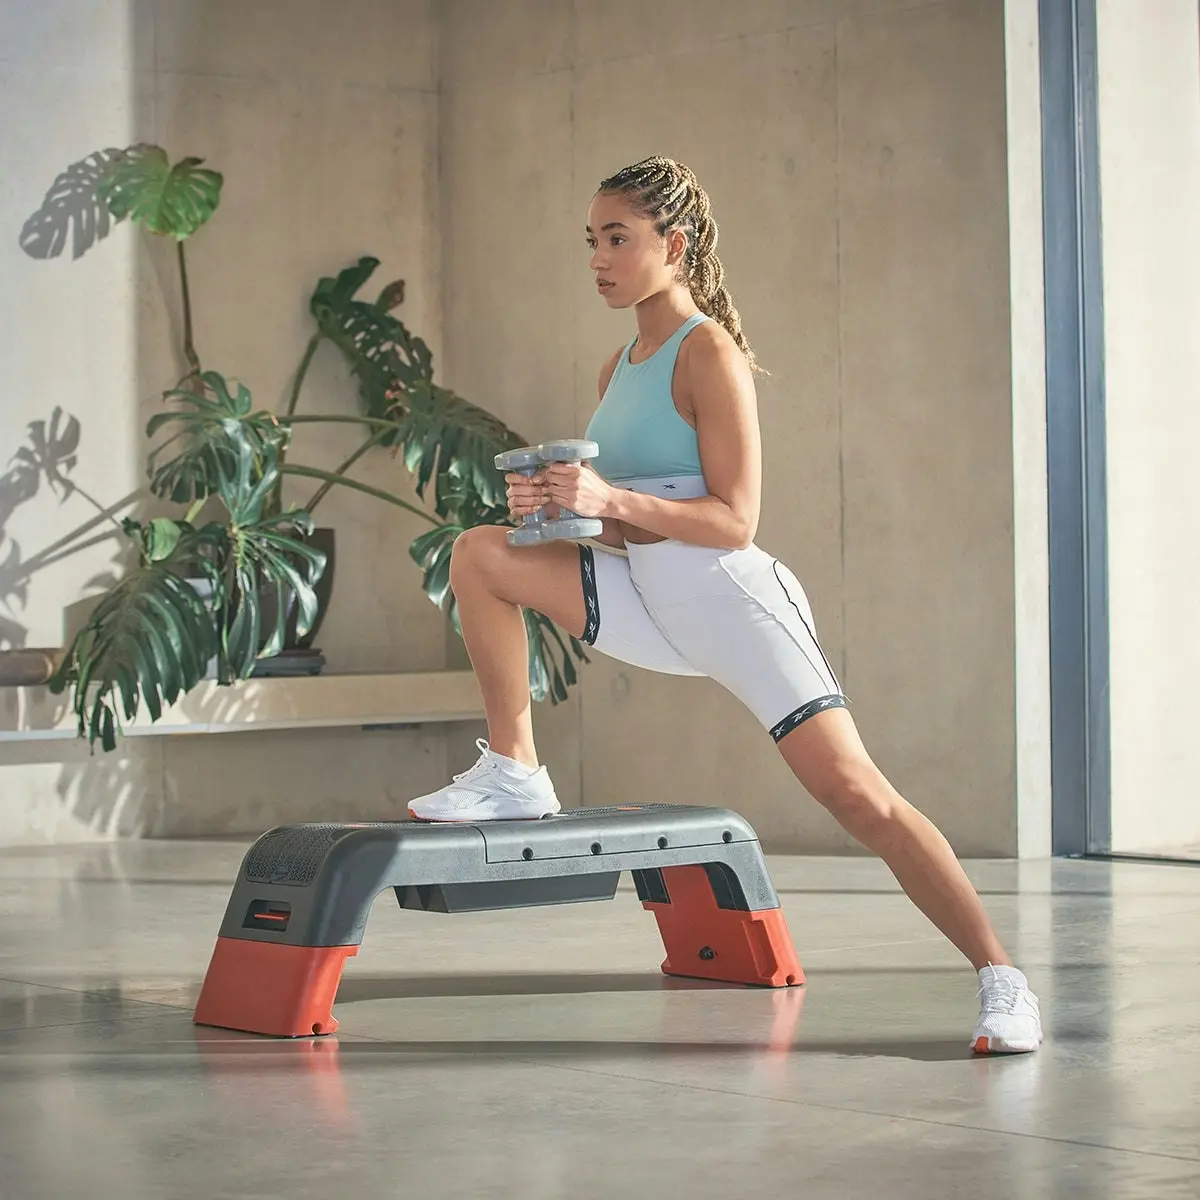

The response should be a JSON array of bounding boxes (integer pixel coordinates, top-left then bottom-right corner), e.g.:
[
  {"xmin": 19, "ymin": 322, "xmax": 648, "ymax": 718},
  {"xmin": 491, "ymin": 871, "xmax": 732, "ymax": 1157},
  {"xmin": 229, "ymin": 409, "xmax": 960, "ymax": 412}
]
[{"xmin": 0, "ymin": 840, "xmax": 1197, "ymax": 1200}]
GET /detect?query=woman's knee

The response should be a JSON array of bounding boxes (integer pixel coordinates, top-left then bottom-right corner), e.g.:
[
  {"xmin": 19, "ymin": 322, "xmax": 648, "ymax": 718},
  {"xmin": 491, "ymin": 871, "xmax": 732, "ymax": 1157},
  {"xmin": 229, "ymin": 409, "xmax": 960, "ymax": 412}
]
[
  {"xmin": 809, "ymin": 759, "xmax": 902, "ymax": 848},
  {"xmin": 449, "ymin": 524, "xmax": 509, "ymax": 591}
]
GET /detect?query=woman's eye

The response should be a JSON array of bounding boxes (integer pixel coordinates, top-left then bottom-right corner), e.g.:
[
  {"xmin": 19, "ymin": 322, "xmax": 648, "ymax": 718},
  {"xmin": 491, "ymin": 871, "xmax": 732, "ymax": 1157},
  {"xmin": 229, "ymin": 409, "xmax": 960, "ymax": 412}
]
[{"xmin": 610, "ymin": 236, "xmax": 625, "ymax": 247}]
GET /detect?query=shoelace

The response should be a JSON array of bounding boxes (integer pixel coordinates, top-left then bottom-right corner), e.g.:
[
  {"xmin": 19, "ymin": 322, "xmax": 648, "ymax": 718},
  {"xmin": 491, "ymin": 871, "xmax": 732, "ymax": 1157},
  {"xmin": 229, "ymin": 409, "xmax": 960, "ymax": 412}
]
[
  {"xmin": 978, "ymin": 968, "xmax": 1036, "ymax": 1014},
  {"xmin": 450, "ymin": 738, "xmax": 500, "ymax": 786}
]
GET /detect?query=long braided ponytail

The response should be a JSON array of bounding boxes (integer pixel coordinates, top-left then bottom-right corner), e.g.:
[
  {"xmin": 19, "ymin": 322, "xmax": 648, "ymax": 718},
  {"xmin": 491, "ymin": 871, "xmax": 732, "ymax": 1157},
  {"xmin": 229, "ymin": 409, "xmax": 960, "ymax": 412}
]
[{"xmin": 598, "ymin": 156, "xmax": 761, "ymax": 373}]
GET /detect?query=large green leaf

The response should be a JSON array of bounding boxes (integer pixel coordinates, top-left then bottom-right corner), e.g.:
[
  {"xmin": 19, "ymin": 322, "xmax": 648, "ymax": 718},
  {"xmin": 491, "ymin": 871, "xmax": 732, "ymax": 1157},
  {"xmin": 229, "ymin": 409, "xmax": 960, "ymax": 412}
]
[
  {"xmin": 120, "ymin": 515, "xmax": 187, "ymax": 564},
  {"xmin": 302, "ymin": 256, "xmax": 526, "ymax": 515},
  {"xmin": 309, "ymin": 257, "xmax": 433, "ymax": 422},
  {"xmin": 50, "ymin": 496, "xmax": 326, "ymax": 750},
  {"xmin": 203, "ymin": 435, "xmax": 326, "ymax": 676},
  {"xmin": 49, "ymin": 545, "xmax": 223, "ymax": 751},
  {"xmin": 19, "ymin": 144, "xmax": 157, "ymax": 260},
  {"xmin": 398, "ymin": 381, "xmax": 525, "ymax": 514},
  {"xmin": 212, "ymin": 421, "xmax": 289, "ymax": 529},
  {"xmin": 99, "ymin": 147, "xmax": 223, "ymax": 240},
  {"xmin": 147, "ymin": 371, "xmax": 286, "ymax": 504}
]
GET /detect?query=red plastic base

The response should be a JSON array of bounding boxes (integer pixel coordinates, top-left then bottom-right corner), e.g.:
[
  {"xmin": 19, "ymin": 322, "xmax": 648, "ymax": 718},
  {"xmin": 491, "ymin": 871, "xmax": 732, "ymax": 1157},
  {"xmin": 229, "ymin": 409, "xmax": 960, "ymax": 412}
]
[
  {"xmin": 193, "ymin": 937, "xmax": 358, "ymax": 1037},
  {"xmin": 643, "ymin": 865, "xmax": 804, "ymax": 988}
]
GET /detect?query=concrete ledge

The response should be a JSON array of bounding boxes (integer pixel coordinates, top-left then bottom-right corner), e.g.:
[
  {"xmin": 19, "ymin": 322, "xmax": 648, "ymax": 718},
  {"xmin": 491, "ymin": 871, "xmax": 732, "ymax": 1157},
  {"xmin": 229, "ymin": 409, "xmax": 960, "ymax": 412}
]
[{"xmin": 0, "ymin": 671, "xmax": 486, "ymax": 742}]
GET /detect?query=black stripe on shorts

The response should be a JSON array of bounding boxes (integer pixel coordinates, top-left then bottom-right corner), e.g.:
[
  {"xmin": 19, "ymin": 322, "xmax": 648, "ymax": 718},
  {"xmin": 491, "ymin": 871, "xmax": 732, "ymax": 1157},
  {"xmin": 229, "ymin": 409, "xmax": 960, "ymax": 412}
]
[
  {"xmin": 769, "ymin": 694, "xmax": 848, "ymax": 742},
  {"xmin": 579, "ymin": 544, "xmax": 600, "ymax": 645}
]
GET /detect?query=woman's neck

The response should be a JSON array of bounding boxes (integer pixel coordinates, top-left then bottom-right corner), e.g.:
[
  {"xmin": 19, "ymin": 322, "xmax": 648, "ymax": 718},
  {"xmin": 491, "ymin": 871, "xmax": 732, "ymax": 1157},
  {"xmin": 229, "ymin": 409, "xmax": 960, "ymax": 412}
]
[{"xmin": 632, "ymin": 289, "xmax": 700, "ymax": 355}]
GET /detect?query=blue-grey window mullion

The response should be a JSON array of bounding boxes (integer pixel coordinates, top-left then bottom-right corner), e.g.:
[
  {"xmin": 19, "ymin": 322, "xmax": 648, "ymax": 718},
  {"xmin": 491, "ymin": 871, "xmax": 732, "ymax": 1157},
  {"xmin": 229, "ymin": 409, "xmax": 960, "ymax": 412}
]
[{"xmin": 1039, "ymin": 0, "xmax": 1111, "ymax": 856}]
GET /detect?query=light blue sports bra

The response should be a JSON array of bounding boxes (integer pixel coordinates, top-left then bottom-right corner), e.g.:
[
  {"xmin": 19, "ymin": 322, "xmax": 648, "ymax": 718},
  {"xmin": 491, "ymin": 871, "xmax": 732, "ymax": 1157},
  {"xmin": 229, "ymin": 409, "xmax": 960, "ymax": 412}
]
[{"xmin": 585, "ymin": 312, "xmax": 710, "ymax": 483}]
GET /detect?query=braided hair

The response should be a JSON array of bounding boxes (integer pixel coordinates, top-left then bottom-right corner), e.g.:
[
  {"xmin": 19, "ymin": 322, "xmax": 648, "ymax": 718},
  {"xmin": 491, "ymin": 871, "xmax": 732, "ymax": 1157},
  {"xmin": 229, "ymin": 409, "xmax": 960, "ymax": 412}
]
[{"xmin": 598, "ymin": 156, "xmax": 761, "ymax": 373}]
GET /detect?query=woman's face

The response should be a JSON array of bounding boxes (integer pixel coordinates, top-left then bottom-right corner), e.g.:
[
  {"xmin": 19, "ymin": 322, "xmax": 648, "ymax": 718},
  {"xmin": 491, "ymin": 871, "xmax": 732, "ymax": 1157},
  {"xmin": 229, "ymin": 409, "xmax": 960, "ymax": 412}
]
[{"xmin": 586, "ymin": 191, "xmax": 686, "ymax": 309}]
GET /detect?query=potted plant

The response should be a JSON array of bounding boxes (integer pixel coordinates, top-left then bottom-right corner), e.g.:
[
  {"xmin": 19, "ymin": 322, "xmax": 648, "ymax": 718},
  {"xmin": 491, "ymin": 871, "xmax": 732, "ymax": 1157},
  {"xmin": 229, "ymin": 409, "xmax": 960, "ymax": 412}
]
[{"xmin": 18, "ymin": 144, "xmax": 588, "ymax": 750}]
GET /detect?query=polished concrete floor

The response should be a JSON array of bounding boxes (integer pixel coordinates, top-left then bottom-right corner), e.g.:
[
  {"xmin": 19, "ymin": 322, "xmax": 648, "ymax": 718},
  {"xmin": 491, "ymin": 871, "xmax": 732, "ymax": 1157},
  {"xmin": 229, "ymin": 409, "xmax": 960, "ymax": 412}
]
[{"xmin": 0, "ymin": 839, "xmax": 1197, "ymax": 1200}]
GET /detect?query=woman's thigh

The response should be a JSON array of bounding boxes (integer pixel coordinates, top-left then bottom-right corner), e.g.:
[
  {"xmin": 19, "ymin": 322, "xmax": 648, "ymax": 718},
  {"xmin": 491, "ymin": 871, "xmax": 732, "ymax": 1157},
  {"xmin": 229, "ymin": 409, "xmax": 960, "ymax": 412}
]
[
  {"xmin": 581, "ymin": 545, "xmax": 701, "ymax": 676},
  {"xmin": 632, "ymin": 542, "xmax": 846, "ymax": 738},
  {"xmin": 450, "ymin": 525, "xmax": 590, "ymax": 636},
  {"xmin": 451, "ymin": 528, "xmax": 700, "ymax": 677}
]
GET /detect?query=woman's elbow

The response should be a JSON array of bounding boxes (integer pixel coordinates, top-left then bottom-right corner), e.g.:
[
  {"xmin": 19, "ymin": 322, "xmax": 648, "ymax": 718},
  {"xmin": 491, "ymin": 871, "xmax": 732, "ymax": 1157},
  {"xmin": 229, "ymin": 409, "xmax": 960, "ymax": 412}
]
[{"xmin": 724, "ymin": 509, "xmax": 758, "ymax": 550}]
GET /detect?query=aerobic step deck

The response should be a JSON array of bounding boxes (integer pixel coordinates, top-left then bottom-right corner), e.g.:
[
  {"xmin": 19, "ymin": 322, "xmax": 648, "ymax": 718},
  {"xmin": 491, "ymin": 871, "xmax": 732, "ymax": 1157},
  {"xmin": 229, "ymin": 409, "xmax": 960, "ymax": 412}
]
[{"xmin": 193, "ymin": 804, "xmax": 803, "ymax": 1037}]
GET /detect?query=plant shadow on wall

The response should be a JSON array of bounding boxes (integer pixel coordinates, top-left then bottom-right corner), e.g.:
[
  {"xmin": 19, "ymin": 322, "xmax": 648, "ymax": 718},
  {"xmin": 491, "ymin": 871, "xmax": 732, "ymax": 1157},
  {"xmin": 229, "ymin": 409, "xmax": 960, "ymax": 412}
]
[
  {"xmin": 18, "ymin": 144, "xmax": 588, "ymax": 752},
  {"xmin": 0, "ymin": 407, "xmax": 96, "ymax": 652}
]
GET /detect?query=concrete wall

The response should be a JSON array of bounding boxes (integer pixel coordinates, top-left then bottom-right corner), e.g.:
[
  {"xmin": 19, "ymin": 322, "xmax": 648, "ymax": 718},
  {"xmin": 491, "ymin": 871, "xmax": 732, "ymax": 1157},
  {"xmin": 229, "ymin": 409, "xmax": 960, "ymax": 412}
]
[
  {"xmin": 1, "ymin": 0, "xmax": 1044, "ymax": 856},
  {"xmin": 440, "ymin": 0, "xmax": 1024, "ymax": 854},
  {"xmin": 1004, "ymin": 0, "xmax": 1051, "ymax": 860},
  {"xmin": 0, "ymin": 0, "xmax": 456, "ymax": 842},
  {"xmin": 1095, "ymin": 0, "xmax": 1200, "ymax": 855}
]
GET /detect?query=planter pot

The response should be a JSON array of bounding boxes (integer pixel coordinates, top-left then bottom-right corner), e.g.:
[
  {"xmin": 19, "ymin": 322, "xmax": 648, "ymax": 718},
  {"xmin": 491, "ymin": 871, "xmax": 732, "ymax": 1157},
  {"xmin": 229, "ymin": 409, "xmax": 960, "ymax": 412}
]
[
  {"xmin": 288, "ymin": 525, "xmax": 336, "ymax": 650},
  {"xmin": 184, "ymin": 577, "xmax": 220, "ymax": 680},
  {"xmin": 185, "ymin": 528, "xmax": 336, "ymax": 679},
  {"xmin": 251, "ymin": 526, "xmax": 335, "ymax": 677}
]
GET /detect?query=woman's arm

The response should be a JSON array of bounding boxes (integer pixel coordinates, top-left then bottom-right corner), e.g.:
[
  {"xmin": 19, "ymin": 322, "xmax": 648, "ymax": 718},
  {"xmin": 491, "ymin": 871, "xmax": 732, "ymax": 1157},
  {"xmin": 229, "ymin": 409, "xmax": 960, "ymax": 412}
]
[
  {"xmin": 548, "ymin": 326, "xmax": 762, "ymax": 551},
  {"xmin": 589, "ymin": 347, "xmax": 629, "ymax": 549}
]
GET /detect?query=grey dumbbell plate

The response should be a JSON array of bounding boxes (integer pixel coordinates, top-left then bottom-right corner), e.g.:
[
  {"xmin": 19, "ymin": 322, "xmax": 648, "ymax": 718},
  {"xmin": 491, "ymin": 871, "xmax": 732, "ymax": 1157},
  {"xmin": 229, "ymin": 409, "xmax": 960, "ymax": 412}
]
[
  {"xmin": 506, "ymin": 524, "xmax": 548, "ymax": 547},
  {"xmin": 537, "ymin": 439, "xmax": 599, "ymax": 463},
  {"xmin": 541, "ymin": 517, "xmax": 603, "ymax": 540},
  {"xmin": 495, "ymin": 446, "xmax": 542, "ymax": 471}
]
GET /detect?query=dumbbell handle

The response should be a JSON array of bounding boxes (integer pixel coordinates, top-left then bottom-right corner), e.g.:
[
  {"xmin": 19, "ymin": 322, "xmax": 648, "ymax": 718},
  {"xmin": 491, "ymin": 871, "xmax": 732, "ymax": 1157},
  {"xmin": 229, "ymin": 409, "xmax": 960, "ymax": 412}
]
[
  {"xmin": 510, "ymin": 462, "xmax": 547, "ymax": 531},
  {"xmin": 495, "ymin": 440, "xmax": 602, "ymax": 547}
]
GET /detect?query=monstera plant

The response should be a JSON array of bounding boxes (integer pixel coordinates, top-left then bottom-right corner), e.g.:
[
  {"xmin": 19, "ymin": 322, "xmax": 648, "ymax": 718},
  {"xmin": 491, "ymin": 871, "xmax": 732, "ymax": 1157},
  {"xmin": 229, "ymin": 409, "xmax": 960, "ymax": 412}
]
[{"xmin": 19, "ymin": 144, "xmax": 587, "ymax": 750}]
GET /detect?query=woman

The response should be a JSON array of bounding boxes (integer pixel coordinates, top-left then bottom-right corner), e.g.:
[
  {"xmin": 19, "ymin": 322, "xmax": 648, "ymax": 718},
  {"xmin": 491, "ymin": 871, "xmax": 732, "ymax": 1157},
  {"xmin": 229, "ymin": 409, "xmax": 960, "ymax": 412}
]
[{"xmin": 409, "ymin": 156, "xmax": 1043, "ymax": 1055}]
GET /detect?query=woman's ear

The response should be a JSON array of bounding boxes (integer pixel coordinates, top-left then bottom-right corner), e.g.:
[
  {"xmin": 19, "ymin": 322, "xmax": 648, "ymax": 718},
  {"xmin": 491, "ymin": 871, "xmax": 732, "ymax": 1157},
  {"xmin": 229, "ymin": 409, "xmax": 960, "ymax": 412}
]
[{"xmin": 665, "ymin": 227, "xmax": 689, "ymax": 267}]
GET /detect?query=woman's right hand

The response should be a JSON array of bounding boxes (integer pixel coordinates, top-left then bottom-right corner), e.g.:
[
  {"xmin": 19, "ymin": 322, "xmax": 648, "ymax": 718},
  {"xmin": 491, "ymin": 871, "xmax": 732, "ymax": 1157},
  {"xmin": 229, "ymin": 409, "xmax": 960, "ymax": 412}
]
[{"xmin": 505, "ymin": 470, "xmax": 552, "ymax": 520}]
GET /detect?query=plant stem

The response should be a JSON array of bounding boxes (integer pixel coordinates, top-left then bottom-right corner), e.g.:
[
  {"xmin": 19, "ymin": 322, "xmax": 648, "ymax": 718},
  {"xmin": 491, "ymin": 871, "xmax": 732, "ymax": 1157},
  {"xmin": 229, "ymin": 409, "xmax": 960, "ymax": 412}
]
[
  {"xmin": 177, "ymin": 241, "xmax": 201, "ymax": 377},
  {"xmin": 271, "ymin": 414, "xmax": 404, "ymax": 515},
  {"xmin": 286, "ymin": 334, "xmax": 323, "ymax": 417},
  {"xmin": 276, "ymin": 414, "xmax": 404, "ymax": 434},
  {"xmin": 305, "ymin": 431, "xmax": 386, "ymax": 515},
  {"xmin": 269, "ymin": 332, "xmax": 327, "ymax": 518},
  {"xmin": 279, "ymin": 465, "xmax": 437, "ymax": 525}
]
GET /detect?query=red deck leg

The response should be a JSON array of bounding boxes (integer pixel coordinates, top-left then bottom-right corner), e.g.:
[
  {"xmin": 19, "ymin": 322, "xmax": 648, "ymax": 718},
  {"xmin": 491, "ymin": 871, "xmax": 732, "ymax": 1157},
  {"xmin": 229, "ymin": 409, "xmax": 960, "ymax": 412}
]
[
  {"xmin": 193, "ymin": 937, "xmax": 358, "ymax": 1037},
  {"xmin": 642, "ymin": 865, "xmax": 804, "ymax": 988}
]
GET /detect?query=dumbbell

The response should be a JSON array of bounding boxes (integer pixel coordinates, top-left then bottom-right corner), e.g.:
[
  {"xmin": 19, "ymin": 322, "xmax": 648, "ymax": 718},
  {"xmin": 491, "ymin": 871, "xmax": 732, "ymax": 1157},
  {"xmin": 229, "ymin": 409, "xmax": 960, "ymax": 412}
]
[{"xmin": 494, "ymin": 439, "xmax": 605, "ymax": 547}]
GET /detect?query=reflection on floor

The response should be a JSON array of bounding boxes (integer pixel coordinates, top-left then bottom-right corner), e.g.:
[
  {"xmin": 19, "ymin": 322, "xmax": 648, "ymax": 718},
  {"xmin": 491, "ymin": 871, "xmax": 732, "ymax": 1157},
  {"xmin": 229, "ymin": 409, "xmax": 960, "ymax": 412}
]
[{"xmin": 1, "ymin": 840, "xmax": 1198, "ymax": 1199}]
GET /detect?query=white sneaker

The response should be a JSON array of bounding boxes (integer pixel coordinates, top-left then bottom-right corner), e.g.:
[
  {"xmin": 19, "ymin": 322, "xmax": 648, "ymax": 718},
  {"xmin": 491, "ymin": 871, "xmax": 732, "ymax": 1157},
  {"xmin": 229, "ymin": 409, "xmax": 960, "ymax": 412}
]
[
  {"xmin": 972, "ymin": 964, "xmax": 1043, "ymax": 1054},
  {"xmin": 407, "ymin": 738, "xmax": 561, "ymax": 823}
]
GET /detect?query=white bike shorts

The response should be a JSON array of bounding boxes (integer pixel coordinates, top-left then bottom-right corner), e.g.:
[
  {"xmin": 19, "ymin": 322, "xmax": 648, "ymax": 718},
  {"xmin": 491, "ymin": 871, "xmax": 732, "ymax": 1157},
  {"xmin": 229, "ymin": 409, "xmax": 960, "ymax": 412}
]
[{"xmin": 577, "ymin": 536, "xmax": 848, "ymax": 742}]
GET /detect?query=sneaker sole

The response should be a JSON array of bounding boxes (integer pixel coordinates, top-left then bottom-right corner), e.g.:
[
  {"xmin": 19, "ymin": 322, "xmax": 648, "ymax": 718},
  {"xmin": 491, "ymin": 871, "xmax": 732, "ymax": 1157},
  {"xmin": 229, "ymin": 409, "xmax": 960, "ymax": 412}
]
[
  {"xmin": 971, "ymin": 1035, "xmax": 1042, "ymax": 1055},
  {"xmin": 407, "ymin": 806, "xmax": 559, "ymax": 824}
]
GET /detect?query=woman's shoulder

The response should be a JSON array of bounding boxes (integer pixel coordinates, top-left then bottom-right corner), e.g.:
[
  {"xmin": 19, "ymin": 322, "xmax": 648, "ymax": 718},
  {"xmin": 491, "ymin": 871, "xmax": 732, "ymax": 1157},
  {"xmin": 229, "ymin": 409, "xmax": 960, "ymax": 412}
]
[{"xmin": 679, "ymin": 317, "xmax": 747, "ymax": 376}]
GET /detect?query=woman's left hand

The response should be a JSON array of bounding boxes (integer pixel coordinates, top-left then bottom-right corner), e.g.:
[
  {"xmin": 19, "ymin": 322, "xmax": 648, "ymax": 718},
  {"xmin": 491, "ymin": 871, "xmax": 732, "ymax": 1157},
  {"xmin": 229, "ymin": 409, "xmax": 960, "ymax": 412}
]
[{"xmin": 543, "ymin": 462, "xmax": 615, "ymax": 518}]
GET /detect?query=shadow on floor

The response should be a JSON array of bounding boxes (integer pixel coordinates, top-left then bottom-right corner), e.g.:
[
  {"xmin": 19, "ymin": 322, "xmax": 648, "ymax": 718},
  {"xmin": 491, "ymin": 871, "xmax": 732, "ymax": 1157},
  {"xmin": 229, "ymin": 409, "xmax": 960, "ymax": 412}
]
[
  {"xmin": 313, "ymin": 1036, "xmax": 975, "ymax": 1064},
  {"xmin": 333, "ymin": 965, "xmax": 1105, "ymax": 1004},
  {"xmin": 335, "ymin": 971, "xmax": 705, "ymax": 1001},
  {"xmin": 0, "ymin": 1015, "xmax": 977, "ymax": 1068}
]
